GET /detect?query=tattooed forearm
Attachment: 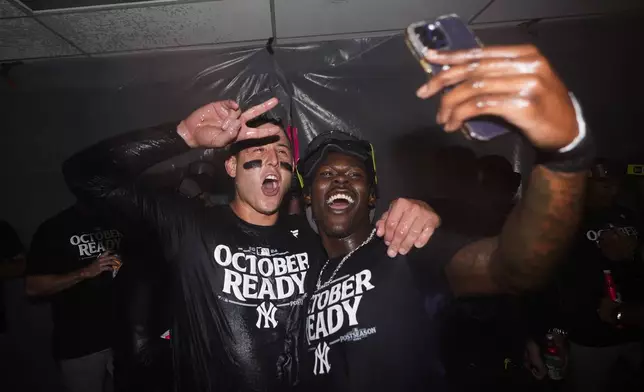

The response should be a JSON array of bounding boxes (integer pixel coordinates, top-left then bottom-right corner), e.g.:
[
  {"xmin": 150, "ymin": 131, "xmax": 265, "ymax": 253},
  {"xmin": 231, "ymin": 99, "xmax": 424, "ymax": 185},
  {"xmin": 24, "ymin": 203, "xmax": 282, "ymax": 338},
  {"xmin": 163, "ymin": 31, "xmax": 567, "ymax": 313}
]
[
  {"xmin": 492, "ymin": 165, "xmax": 586, "ymax": 292},
  {"xmin": 447, "ymin": 165, "xmax": 586, "ymax": 296}
]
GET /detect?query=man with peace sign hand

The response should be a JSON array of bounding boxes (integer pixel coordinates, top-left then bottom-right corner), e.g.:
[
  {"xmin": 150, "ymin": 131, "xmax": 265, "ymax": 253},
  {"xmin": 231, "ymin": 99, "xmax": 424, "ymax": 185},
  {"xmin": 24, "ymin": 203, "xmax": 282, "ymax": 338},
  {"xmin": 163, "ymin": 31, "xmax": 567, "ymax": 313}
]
[{"xmin": 63, "ymin": 96, "xmax": 440, "ymax": 392}]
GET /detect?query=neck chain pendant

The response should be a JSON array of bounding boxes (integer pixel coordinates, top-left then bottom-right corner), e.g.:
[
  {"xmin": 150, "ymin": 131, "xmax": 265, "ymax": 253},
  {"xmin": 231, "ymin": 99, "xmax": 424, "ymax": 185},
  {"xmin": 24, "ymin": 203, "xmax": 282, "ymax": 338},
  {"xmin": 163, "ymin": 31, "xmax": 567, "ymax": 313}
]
[{"xmin": 316, "ymin": 228, "xmax": 377, "ymax": 291}]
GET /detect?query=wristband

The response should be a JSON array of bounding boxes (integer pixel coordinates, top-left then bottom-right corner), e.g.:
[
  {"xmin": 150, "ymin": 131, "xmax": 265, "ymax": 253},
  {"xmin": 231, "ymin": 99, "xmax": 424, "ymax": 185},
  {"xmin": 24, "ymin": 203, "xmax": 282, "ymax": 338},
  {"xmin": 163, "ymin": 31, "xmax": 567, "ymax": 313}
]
[
  {"xmin": 558, "ymin": 94, "xmax": 586, "ymax": 153},
  {"xmin": 537, "ymin": 94, "xmax": 595, "ymax": 173}
]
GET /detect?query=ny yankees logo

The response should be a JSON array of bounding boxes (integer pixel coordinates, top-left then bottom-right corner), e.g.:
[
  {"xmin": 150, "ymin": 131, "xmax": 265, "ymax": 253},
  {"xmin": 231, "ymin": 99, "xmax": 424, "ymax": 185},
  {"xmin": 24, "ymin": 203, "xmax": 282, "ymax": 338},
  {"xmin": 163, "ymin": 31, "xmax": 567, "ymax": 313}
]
[
  {"xmin": 314, "ymin": 342, "xmax": 331, "ymax": 375},
  {"xmin": 290, "ymin": 230, "xmax": 299, "ymax": 238},
  {"xmin": 256, "ymin": 301, "xmax": 278, "ymax": 328}
]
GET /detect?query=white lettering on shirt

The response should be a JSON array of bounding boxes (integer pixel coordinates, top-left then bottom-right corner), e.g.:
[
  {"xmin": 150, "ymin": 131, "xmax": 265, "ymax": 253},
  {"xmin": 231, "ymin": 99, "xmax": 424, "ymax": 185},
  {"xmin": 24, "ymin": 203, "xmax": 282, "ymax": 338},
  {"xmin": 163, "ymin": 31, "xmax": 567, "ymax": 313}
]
[
  {"xmin": 214, "ymin": 244, "xmax": 309, "ymax": 303},
  {"xmin": 307, "ymin": 269, "xmax": 374, "ymax": 343},
  {"xmin": 69, "ymin": 229, "xmax": 123, "ymax": 258}
]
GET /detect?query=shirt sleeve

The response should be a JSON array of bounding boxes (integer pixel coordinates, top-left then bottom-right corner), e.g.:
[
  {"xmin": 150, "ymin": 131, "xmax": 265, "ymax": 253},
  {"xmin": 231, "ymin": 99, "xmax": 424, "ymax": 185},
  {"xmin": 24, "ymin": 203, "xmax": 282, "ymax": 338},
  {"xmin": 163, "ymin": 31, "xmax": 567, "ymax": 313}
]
[{"xmin": 0, "ymin": 221, "xmax": 24, "ymax": 261}]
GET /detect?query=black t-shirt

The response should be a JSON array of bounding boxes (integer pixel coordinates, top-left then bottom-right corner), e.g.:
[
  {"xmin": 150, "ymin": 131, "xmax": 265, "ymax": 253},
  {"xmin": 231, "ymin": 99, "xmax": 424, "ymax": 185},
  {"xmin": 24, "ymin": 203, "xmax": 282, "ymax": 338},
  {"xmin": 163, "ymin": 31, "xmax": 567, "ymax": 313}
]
[
  {"xmin": 26, "ymin": 207, "xmax": 124, "ymax": 359},
  {"xmin": 297, "ymin": 228, "xmax": 469, "ymax": 392},
  {"xmin": 559, "ymin": 206, "xmax": 644, "ymax": 347},
  {"xmin": 158, "ymin": 204, "xmax": 323, "ymax": 392},
  {"xmin": 1, "ymin": 220, "xmax": 24, "ymax": 333}
]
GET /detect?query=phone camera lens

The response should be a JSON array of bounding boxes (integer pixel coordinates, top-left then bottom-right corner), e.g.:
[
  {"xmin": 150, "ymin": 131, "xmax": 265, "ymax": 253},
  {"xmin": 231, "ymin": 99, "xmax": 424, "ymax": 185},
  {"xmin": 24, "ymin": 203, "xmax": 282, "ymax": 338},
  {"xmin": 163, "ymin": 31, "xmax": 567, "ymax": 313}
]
[{"xmin": 429, "ymin": 29, "xmax": 447, "ymax": 49}]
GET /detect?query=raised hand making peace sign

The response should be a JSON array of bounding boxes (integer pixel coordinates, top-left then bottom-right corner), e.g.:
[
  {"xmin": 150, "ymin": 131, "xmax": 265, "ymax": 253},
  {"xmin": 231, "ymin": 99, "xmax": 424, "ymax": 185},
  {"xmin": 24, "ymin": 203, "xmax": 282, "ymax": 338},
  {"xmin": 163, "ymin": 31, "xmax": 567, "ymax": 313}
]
[{"xmin": 177, "ymin": 98, "xmax": 282, "ymax": 148}]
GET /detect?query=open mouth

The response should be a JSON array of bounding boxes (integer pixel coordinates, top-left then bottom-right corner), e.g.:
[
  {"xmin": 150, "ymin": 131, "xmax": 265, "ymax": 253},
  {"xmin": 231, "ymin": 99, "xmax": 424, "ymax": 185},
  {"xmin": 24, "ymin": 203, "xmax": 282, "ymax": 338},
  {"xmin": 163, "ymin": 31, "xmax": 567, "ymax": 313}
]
[
  {"xmin": 326, "ymin": 192, "xmax": 355, "ymax": 211},
  {"xmin": 261, "ymin": 174, "xmax": 280, "ymax": 197}
]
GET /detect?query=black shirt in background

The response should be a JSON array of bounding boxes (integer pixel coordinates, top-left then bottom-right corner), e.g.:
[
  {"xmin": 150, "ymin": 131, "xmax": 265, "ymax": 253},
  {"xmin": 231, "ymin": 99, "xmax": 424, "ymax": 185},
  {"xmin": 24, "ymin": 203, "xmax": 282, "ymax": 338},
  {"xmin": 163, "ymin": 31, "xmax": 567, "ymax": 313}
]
[
  {"xmin": 26, "ymin": 207, "xmax": 124, "ymax": 359},
  {"xmin": 297, "ymin": 228, "xmax": 470, "ymax": 392},
  {"xmin": 558, "ymin": 206, "xmax": 644, "ymax": 347},
  {"xmin": 0, "ymin": 220, "xmax": 24, "ymax": 333}
]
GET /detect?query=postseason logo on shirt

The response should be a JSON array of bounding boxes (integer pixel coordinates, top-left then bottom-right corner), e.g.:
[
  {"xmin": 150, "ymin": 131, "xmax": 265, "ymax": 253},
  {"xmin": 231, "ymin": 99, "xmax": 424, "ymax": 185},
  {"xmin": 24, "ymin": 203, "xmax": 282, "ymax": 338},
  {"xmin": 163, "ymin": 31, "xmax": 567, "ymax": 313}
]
[
  {"xmin": 69, "ymin": 229, "xmax": 123, "ymax": 258},
  {"xmin": 307, "ymin": 269, "xmax": 378, "ymax": 375}
]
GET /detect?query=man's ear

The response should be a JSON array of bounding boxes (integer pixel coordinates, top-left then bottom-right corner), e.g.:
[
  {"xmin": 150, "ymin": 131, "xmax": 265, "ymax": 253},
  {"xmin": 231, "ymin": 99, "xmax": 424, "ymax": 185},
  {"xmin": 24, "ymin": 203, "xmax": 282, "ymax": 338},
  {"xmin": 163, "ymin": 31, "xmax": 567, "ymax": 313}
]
[
  {"xmin": 303, "ymin": 188, "xmax": 312, "ymax": 206},
  {"xmin": 225, "ymin": 156, "xmax": 237, "ymax": 178},
  {"xmin": 368, "ymin": 189, "xmax": 377, "ymax": 208}
]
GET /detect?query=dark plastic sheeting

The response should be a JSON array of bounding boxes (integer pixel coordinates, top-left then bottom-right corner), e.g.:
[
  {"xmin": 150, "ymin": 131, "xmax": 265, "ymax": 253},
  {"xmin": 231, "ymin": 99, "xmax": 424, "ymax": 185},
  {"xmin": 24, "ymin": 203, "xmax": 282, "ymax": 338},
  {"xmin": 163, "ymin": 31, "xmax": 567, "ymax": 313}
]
[
  {"xmin": 273, "ymin": 35, "xmax": 526, "ymax": 206},
  {"xmin": 137, "ymin": 33, "xmax": 526, "ymax": 209},
  {"xmin": 1, "ymin": 33, "xmax": 526, "ymax": 229}
]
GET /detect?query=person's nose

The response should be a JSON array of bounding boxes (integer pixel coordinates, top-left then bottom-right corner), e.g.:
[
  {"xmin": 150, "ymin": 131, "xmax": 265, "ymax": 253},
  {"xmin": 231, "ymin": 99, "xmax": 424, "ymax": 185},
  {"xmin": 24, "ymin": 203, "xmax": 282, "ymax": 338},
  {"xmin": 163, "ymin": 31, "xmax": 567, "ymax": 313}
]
[
  {"xmin": 265, "ymin": 148, "xmax": 278, "ymax": 167},
  {"xmin": 332, "ymin": 173, "xmax": 349, "ymax": 185}
]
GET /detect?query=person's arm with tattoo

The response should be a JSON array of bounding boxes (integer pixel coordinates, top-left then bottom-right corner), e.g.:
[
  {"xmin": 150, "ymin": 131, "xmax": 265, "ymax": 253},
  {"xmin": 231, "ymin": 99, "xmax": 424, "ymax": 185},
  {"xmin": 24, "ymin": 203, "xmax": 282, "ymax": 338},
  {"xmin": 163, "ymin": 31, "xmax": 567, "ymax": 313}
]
[{"xmin": 416, "ymin": 45, "xmax": 591, "ymax": 295}]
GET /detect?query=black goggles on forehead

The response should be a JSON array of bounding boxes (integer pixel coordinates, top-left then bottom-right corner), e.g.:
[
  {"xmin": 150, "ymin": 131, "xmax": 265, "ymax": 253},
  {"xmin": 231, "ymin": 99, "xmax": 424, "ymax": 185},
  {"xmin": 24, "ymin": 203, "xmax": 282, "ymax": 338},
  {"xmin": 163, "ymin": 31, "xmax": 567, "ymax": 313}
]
[{"xmin": 296, "ymin": 139, "xmax": 378, "ymax": 188}]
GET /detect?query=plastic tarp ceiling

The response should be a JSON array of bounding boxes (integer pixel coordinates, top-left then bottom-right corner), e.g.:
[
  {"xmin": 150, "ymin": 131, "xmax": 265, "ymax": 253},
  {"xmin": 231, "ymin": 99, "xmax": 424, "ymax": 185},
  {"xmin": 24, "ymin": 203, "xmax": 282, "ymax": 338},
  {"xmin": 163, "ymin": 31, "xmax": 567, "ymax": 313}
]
[
  {"xmin": 139, "ymin": 34, "xmax": 525, "ymax": 209},
  {"xmin": 1, "ymin": 33, "xmax": 526, "ymax": 223}
]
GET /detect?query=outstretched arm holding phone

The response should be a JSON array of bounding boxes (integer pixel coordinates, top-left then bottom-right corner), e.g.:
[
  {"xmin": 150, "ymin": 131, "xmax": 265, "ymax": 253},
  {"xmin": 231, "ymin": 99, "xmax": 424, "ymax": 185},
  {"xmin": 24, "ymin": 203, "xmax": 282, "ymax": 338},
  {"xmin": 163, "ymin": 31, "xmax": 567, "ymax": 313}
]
[{"xmin": 416, "ymin": 44, "xmax": 591, "ymax": 295}]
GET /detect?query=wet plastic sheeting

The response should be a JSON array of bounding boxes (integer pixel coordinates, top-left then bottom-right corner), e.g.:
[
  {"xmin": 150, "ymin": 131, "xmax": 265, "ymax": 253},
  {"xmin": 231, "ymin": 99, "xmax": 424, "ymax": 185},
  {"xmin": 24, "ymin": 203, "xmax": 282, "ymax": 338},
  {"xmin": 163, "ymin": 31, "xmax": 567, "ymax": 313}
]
[
  {"xmin": 273, "ymin": 35, "xmax": 524, "ymax": 207},
  {"xmin": 129, "ymin": 34, "xmax": 524, "ymax": 209},
  {"xmin": 48, "ymin": 33, "xmax": 522, "ymax": 210},
  {"xmin": 1, "ymin": 33, "xmax": 523, "ymax": 228}
]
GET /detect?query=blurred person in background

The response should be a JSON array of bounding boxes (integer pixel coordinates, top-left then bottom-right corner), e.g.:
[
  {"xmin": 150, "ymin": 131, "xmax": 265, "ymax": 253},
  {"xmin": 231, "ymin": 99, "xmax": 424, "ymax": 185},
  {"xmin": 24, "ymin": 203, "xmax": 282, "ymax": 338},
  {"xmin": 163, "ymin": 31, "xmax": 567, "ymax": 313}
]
[
  {"xmin": 620, "ymin": 163, "xmax": 644, "ymax": 226},
  {"xmin": 422, "ymin": 151, "xmax": 520, "ymax": 237},
  {"xmin": 554, "ymin": 160, "xmax": 644, "ymax": 392},
  {"xmin": 474, "ymin": 155, "xmax": 521, "ymax": 235},
  {"xmin": 178, "ymin": 160, "xmax": 231, "ymax": 207},
  {"xmin": 26, "ymin": 203, "xmax": 123, "ymax": 392},
  {"xmin": 284, "ymin": 177, "xmax": 304, "ymax": 216},
  {"xmin": 0, "ymin": 220, "xmax": 26, "ymax": 334},
  {"xmin": 0, "ymin": 220, "xmax": 27, "ymax": 392}
]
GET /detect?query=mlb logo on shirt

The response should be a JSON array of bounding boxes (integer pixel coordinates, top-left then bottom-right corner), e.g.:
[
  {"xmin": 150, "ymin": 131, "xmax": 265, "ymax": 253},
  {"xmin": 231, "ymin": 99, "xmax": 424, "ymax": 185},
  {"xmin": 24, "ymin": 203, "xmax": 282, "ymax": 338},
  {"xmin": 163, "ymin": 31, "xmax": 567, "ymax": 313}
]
[{"xmin": 258, "ymin": 247, "xmax": 270, "ymax": 256}]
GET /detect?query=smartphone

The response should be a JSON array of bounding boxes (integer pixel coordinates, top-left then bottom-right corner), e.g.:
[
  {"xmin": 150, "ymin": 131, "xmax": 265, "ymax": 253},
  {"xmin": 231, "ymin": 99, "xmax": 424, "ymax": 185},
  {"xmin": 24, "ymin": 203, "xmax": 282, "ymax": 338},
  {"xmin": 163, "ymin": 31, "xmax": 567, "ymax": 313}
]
[{"xmin": 405, "ymin": 14, "xmax": 510, "ymax": 141}]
